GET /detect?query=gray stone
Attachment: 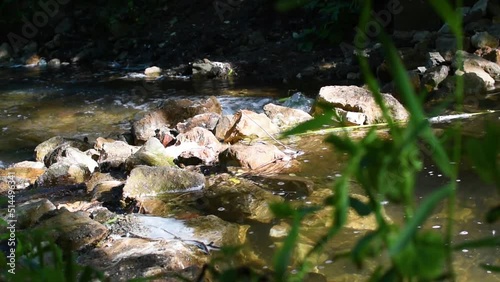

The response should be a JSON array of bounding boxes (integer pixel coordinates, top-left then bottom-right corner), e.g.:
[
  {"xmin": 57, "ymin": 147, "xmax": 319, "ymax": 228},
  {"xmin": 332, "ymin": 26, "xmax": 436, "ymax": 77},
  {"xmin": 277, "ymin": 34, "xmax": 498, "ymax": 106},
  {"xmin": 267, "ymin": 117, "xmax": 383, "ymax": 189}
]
[
  {"xmin": 34, "ymin": 136, "xmax": 91, "ymax": 163},
  {"xmin": 48, "ymin": 58, "xmax": 61, "ymax": 68},
  {"xmin": 453, "ymin": 50, "xmax": 500, "ymax": 87},
  {"xmin": 123, "ymin": 166, "xmax": 205, "ymax": 199},
  {"xmin": 427, "ymin": 52, "xmax": 446, "ymax": 68}
]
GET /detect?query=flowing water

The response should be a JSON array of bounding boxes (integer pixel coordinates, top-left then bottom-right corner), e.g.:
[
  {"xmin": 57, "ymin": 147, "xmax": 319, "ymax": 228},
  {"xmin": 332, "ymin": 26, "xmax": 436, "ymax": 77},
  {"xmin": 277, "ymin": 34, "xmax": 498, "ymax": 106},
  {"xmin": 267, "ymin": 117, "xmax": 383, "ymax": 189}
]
[{"xmin": 0, "ymin": 66, "xmax": 498, "ymax": 281}]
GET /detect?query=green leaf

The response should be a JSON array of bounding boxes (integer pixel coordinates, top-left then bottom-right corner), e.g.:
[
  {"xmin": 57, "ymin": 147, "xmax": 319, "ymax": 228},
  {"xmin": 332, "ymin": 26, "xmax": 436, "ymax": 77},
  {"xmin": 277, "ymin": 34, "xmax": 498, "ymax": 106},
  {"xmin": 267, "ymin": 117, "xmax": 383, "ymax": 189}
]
[
  {"xmin": 389, "ymin": 184, "xmax": 453, "ymax": 256},
  {"xmin": 453, "ymin": 236, "xmax": 500, "ymax": 250},
  {"xmin": 349, "ymin": 196, "xmax": 372, "ymax": 216},
  {"xmin": 270, "ymin": 202, "xmax": 295, "ymax": 218},
  {"xmin": 486, "ymin": 205, "xmax": 500, "ymax": 224},
  {"xmin": 281, "ymin": 106, "xmax": 339, "ymax": 137},
  {"xmin": 393, "ymin": 231, "xmax": 446, "ymax": 280},
  {"xmin": 480, "ymin": 264, "xmax": 500, "ymax": 272}
]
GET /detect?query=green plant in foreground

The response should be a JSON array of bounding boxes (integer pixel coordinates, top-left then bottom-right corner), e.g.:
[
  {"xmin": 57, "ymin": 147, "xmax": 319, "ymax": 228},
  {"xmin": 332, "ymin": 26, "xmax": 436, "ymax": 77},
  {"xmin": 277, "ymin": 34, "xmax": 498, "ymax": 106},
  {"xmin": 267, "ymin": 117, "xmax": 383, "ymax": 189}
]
[
  {"xmin": 209, "ymin": 0, "xmax": 499, "ymax": 281},
  {"xmin": 0, "ymin": 218, "xmax": 104, "ymax": 282}
]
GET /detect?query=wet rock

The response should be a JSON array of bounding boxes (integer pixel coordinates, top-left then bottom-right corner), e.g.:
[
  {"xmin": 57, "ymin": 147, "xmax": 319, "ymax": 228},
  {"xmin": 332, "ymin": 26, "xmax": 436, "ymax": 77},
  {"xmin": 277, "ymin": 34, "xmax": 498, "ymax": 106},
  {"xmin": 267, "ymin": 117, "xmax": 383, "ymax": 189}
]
[
  {"xmin": 35, "ymin": 161, "xmax": 91, "ymax": 187},
  {"xmin": 35, "ymin": 136, "xmax": 91, "ymax": 163},
  {"xmin": 174, "ymin": 127, "xmax": 223, "ymax": 166},
  {"xmin": 0, "ymin": 42, "xmax": 12, "ymax": 62},
  {"xmin": 123, "ymin": 166, "xmax": 205, "ymax": 200},
  {"xmin": 422, "ymin": 65, "xmax": 450, "ymax": 90},
  {"xmin": 219, "ymin": 143, "xmax": 296, "ymax": 174},
  {"xmin": 263, "ymin": 103, "xmax": 312, "ymax": 129},
  {"xmin": 192, "ymin": 59, "xmax": 233, "ymax": 78},
  {"xmin": 91, "ymin": 180, "xmax": 124, "ymax": 203},
  {"xmin": 270, "ymin": 221, "xmax": 290, "ymax": 238},
  {"xmin": 203, "ymin": 174, "xmax": 284, "ymax": 223},
  {"xmin": 222, "ymin": 110, "xmax": 280, "ymax": 143},
  {"xmin": 482, "ymin": 48, "xmax": 500, "ymax": 64},
  {"xmin": 125, "ymin": 138, "xmax": 175, "ymax": 169},
  {"xmin": 0, "ymin": 166, "xmax": 46, "ymax": 192},
  {"xmin": 316, "ymin": 86, "xmax": 409, "ymax": 124},
  {"xmin": 16, "ymin": 198, "xmax": 56, "ymax": 229},
  {"xmin": 471, "ymin": 31, "xmax": 499, "ymax": 49},
  {"xmin": 132, "ymin": 96, "xmax": 221, "ymax": 144},
  {"xmin": 453, "ymin": 51, "xmax": 500, "ymax": 86},
  {"xmin": 214, "ymin": 115, "xmax": 233, "ymax": 141},
  {"xmin": 132, "ymin": 112, "xmax": 171, "ymax": 145},
  {"xmin": 96, "ymin": 140, "xmax": 140, "ymax": 168},
  {"xmin": 176, "ymin": 112, "xmax": 221, "ymax": 133},
  {"xmin": 144, "ymin": 66, "xmax": 162, "ymax": 77},
  {"xmin": 34, "ymin": 207, "xmax": 108, "ymax": 251},
  {"xmin": 48, "ymin": 58, "xmax": 61, "ymax": 68},
  {"xmin": 441, "ymin": 73, "xmax": 488, "ymax": 97},
  {"xmin": 80, "ymin": 238, "xmax": 207, "ymax": 281},
  {"xmin": 86, "ymin": 172, "xmax": 122, "ymax": 193},
  {"xmin": 45, "ymin": 147, "xmax": 98, "ymax": 173}
]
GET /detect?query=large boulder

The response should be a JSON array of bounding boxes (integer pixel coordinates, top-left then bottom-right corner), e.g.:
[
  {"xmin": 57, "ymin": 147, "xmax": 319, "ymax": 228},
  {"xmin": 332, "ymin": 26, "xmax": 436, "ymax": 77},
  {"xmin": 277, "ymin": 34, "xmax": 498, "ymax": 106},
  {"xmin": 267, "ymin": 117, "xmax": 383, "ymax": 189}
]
[
  {"xmin": 220, "ymin": 110, "xmax": 280, "ymax": 143},
  {"xmin": 316, "ymin": 86, "xmax": 409, "ymax": 124},
  {"xmin": 33, "ymin": 208, "xmax": 108, "ymax": 251},
  {"xmin": 263, "ymin": 103, "xmax": 312, "ymax": 129},
  {"xmin": 123, "ymin": 166, "xmax": 205, "ymax": 200},
  {"xmin": 132, "ymin": 96, "xmax": 222, "ymax": 144}
]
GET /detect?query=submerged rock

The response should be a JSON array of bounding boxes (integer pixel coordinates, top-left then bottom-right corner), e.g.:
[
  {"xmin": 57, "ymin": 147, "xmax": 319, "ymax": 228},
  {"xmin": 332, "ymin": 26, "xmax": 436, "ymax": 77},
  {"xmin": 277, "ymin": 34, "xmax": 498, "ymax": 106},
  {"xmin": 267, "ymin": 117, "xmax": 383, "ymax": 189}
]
[
  {"xmin": 123, "ymin": 166, "xmax": 205, "ymax": 200},
  {"xmin": 316, "ymin": 85, "xmax": 409, "ymax": 124},
  {"xmin": 203, "ymin": 174, "xmax": 284, "ymax": 223},
  {"xmin": 219, "ymin": 143, "xmax": 296, "ymax": 174},
  {"xmin": 80, "ymin": 238, "xmax": 206, "ymax": 281},
  {"xmin": 34, "ymin": 207, "xmax": 108, "ymax": 251}
]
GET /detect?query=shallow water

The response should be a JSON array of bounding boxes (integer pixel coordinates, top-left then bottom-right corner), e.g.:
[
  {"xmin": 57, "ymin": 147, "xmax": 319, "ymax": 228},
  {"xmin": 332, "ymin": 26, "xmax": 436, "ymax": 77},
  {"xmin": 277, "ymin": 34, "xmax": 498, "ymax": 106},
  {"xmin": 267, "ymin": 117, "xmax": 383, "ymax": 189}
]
[{"xmin": 1, "ymin": 66, "xmax": 499, "ymax": 281}]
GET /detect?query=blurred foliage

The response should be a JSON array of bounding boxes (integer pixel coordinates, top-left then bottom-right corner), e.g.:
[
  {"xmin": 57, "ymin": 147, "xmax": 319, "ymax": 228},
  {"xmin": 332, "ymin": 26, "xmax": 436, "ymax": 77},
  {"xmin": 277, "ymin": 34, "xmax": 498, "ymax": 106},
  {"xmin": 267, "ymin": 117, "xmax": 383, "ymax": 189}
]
[{"xmin": 0, "ymin": 218, "xmax": 104, "ymax": 282}]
